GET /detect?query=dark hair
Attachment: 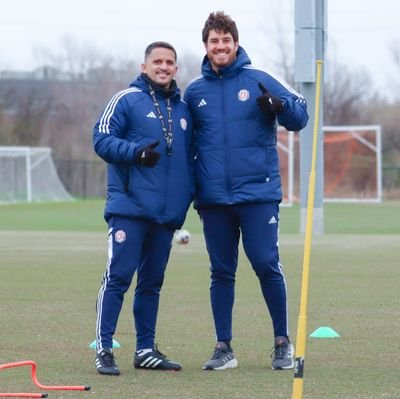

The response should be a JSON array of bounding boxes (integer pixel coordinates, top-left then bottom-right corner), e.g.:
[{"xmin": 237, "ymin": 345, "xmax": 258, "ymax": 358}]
[
  {"xmin": 144, "ymin": 41, "xmax": 177, "ymax": 61},
  {"xmin": 202, "ymin": 11, "xmax": 239, "ymax": 43}
]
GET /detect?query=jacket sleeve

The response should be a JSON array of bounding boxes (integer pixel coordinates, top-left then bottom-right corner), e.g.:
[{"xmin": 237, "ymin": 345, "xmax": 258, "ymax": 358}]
[
  {"xmin": 93, "ymin": 94, "xmax": 141, "ymax": 164},
  {"xmin": 263, "ymin": 75, "xmax": 309, "ymax": 132},
  {"xmin": 277, "ymin": 93, "xmax": 309, "ymax": 132}
]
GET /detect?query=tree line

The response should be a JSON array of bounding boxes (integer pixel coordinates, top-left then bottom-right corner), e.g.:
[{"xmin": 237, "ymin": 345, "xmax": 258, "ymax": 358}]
[{"xmin": 1, "ymin": 38, "xmax": 399, "ymax": 197}]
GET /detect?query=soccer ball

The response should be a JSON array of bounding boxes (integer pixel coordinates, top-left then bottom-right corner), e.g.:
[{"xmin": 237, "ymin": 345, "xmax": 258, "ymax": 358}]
[{"xmin": 174, "ymin": 229, "xmax": 190, "ymax": 245}]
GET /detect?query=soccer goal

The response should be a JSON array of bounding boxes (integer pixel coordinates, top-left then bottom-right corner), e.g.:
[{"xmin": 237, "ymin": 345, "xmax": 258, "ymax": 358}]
[
  {"xmin": 0, "ymin": 146, "xmax": 74, "ymax": 203},
  {"xmin": 277, "ymin": 125, "xmax": 382, "ymax": 204},
  {"xmin": 323, "ymin": 125, "xmax": 382, "ymax": 203}
]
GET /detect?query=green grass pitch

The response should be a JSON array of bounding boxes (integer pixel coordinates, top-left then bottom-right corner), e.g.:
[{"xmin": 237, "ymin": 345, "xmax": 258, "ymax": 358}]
[{"xmin": 0, "ymin": 201, "xmax": 399, "ymax": 398}]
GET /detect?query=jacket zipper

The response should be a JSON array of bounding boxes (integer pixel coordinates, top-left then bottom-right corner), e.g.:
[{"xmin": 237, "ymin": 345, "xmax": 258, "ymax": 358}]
[{"xmin": 221, "ymin": 77, "xmax": 233, "ymax": 204}]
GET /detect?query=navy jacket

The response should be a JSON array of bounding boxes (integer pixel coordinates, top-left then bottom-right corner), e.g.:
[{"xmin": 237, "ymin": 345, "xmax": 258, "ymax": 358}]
[
  {"xmin": 93, "ymin": 75, "xmax": 194, "ymax": 229},
  {"xmin": 184, "ymin": 47, "xmax": 309, "ymax": 207}
]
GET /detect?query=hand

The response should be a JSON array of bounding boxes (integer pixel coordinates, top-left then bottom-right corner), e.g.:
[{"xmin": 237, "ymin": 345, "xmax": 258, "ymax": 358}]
[
  {"xmin": 135, "ymin": 140, "xmax": 161, "ymax": 167},
  {"xmin": 256, "ymin": 82, "xmax": 283, "ymax": 115}
]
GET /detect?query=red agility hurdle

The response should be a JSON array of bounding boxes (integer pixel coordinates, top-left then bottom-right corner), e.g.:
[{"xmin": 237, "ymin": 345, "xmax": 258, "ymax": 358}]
[{"xmin": 0, "ymin": 360, "xmax": 90, "ymax": 398}]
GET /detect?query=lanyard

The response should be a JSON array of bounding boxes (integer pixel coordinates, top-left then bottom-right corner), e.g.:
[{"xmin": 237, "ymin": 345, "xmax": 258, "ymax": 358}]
[{"xmin": 149, "ymin": 85, "xmax": 173, "ymax": 156}]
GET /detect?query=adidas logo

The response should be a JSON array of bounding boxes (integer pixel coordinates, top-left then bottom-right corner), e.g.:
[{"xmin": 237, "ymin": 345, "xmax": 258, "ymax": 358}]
[
  {"xmin": 268, "ymin": 216, "xmax": 277, "ymax": 224},
  {"xmin": 147, "ymin": 111, "xmax": 157, "ymax": 118},
  {"xmin": 198, "ymin": 99, "xmax": 207, "ymax": 107}
]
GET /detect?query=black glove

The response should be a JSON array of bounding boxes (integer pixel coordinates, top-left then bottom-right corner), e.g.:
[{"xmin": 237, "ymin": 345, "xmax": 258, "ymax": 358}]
[
  {"xmin": 256, "ymin": 82, "xmax": 284, "ymax": 115},
  {"xmin": 135, "ymin": 140, "xmax": 161, "ymax": 167}
]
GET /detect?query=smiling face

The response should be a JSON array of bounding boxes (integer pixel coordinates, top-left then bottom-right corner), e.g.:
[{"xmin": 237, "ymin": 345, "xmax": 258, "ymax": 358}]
[
  {"xmin": 141, "ymin": 47, "xmax": 178, "ymax": 88},
  {"xmin": 204, "ymin": 29, "xmax": 238, "ymax": 73}
]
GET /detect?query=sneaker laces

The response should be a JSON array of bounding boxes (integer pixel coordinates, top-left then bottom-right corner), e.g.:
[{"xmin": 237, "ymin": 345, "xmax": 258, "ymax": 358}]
[
  {"xmin": 153, "ymin": 344, "xmax": 167, "ymax": 359},
  {"xmin": 210, "ymin": 343, "xmax": 228, "ymax": 360},
  {"xmin": 271, "ymin": 339, "xmax": 289, "ymax": 360},
  {"xmin": 101, "ymin": 350, "xmax": 116, "ymax": 367}
]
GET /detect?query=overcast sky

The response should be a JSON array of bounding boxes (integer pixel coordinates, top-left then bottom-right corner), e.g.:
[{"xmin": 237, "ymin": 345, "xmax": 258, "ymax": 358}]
[{"xmin": 0, "ymin": 0, "xmax": 399, "ymax": 95}]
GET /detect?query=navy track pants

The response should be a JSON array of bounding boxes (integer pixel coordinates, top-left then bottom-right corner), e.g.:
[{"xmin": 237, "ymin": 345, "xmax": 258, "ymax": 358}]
[
  {"xmin": 95, "ymin": 216, "xmax": 173, "ymax": 351},
  {"xmin": 199, "ymin": 202, "xmax": 289, "ymax": 342}
]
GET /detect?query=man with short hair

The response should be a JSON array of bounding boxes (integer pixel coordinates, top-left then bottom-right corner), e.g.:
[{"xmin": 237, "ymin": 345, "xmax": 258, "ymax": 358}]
[{"xmin": 93, "ymin": 41, "xmax": 194, "ymax": 375}]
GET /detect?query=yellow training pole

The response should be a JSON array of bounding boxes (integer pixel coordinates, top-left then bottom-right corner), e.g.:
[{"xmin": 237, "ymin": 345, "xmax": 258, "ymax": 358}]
[{"xmin": 292, "ymin": 59, "xmax": 323, "ymax": 399}]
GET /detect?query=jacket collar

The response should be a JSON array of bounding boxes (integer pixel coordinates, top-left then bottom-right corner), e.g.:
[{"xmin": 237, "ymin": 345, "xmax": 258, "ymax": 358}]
[{"xmin": 130, "ymin": 73, "xmax": 181, "ymax": 101}]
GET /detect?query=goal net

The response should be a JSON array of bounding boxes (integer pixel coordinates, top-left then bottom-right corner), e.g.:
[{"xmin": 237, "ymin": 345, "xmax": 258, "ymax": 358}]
[
  {"xmin": 277, "ymin": 125, "xmax": 382, "ymax": 204},
  {"xmin": 0, "ymin": 146, "xmax": 74, "ymax": 203},
  {"xmin": 323, "ymin": 125, "xmax": 382, "ymax": 202}
]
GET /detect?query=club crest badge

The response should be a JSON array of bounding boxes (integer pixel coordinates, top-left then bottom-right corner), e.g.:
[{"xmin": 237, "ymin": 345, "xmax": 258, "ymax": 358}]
[
  {"xmin": 180, "ymin": 118, "xmax": 187, "ymax": 131},
  {"xmin": 238, "ymin": 89, "xmax": 250, "ymax": 102},
  {"xmin": 115, "ymin": 230, "xmax": 126, "ymax": 243}
]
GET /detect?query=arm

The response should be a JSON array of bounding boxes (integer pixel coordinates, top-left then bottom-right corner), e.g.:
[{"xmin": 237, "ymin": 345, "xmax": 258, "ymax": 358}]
[
  {"xmin": 93, "ymin": 93, "xmax": 141, "ymax": 164},
  {"xmin": 277, "ymin": 93, "xmax": 309, "ymax": 132}
]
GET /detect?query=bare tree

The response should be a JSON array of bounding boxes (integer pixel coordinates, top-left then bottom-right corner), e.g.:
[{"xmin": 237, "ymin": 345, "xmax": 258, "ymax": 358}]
[
  {"xmin": 254, "ymin": 3, "xmax": 375, "ymax": 125},
  {"xmin": 12, "ymin": 84, "xmax": 53, "ymax": 145},
  {"xmin": 0, "ymin": 80, "xmax": 54, "ymax": 146},
  {"xmin": 34, "ymin": 36, "xmax": 114, "ymax": 80},
  {"xmin": 269, "ymin": 17, "xmax": 295, "ymax": 87},
  {"xmin": 389, "ymin": 40, "xmax": 400, "ymax": 91},
  {"xmin": 380, "ymin": 40, "xmax": 400, "ymax": 158},
  {"xmin": 0, "ymin": 85, "xmax": 17, "ymax": 145},
  {"xmin": 323, "ymin": 61, "xmax": 373, "ymax": 125},
  {"xmin": 390, "ymin": 43, "xmax": 400, "ymax": 65},
  {"xmin": 32, "ymin": 38, "xmax": 141, "ymax": 160}
]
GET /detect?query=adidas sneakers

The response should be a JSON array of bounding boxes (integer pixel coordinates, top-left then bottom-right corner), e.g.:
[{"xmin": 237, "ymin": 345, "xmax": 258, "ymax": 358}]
[
  {"xmin": 271, "ymin": 336, "xmax": 294, "ymax": 370},
  {"xmin": 202, "ymin": 342, "xmax": 238, "ymax": 370},
  {"xmin": 134, "ymin": 347, "xmax": 181, "ymax": 371},
  {"xmin": 95, "ymin": 348, "xmax": 120, "ymax": 376}
]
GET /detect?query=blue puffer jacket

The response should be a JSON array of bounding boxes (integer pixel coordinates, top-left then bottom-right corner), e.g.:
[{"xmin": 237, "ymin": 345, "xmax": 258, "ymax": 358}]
[
  {"xmin": 184, "ymin": 46, "xmax": 309, "ymax": 207},
  {"xmin": 93, "ymin": 75, "xmax": 194, "ymax": 229}
]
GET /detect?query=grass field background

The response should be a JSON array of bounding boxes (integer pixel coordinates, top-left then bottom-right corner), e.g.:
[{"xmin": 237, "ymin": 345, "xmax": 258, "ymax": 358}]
[{"xmin": 0, "ymin": 200, "xmax": 399, "ymax": 398}]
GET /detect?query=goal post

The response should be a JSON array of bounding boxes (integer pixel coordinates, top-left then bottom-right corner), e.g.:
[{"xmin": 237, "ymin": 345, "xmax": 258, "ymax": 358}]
[
  {"xmin": 278, "ymin": 129, "xmax": 295, "ymax": 207},
  {"xmin": 0, "ymin": 146, "xmax": 74, "ymax": 203}
]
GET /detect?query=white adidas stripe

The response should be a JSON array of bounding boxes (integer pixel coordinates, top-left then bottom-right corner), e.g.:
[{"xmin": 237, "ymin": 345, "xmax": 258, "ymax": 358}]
[
  {"xmin": 140, "ymin": 356, "xmax": 163, "ymax": 368},
  {"xmin": 152, "ymin": 360, "xmax": 163, "ymax": 368},
  {"xmin": 95, "ymin": 228, "xmax": 113, "ymax": 352},
  {"xmin": 98, "ymin": 87, "xmax": 141, "ymax": 134}
]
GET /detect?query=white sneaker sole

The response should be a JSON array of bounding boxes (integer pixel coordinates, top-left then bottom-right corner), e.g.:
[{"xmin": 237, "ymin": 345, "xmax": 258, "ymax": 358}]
[{"xmin": 203, "ymin": 358, "xmax": 238, "ymax": 370}]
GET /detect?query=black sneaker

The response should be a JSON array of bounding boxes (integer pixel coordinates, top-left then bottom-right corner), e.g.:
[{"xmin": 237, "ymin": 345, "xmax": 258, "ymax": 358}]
[
  {"xmin": 134, "ymin": 346, "xmax": 181, "ymax": 371},
  {"xmin": 202, "ymin": 342, "xmax": 238, "ymax": 370},
  {"xmin": 95, "ymin": 348, "xmax": 120, "ymax": 375},
  {"xmin": 271, "ymin": 336, "xmax": 294, "ymax": 370}
]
